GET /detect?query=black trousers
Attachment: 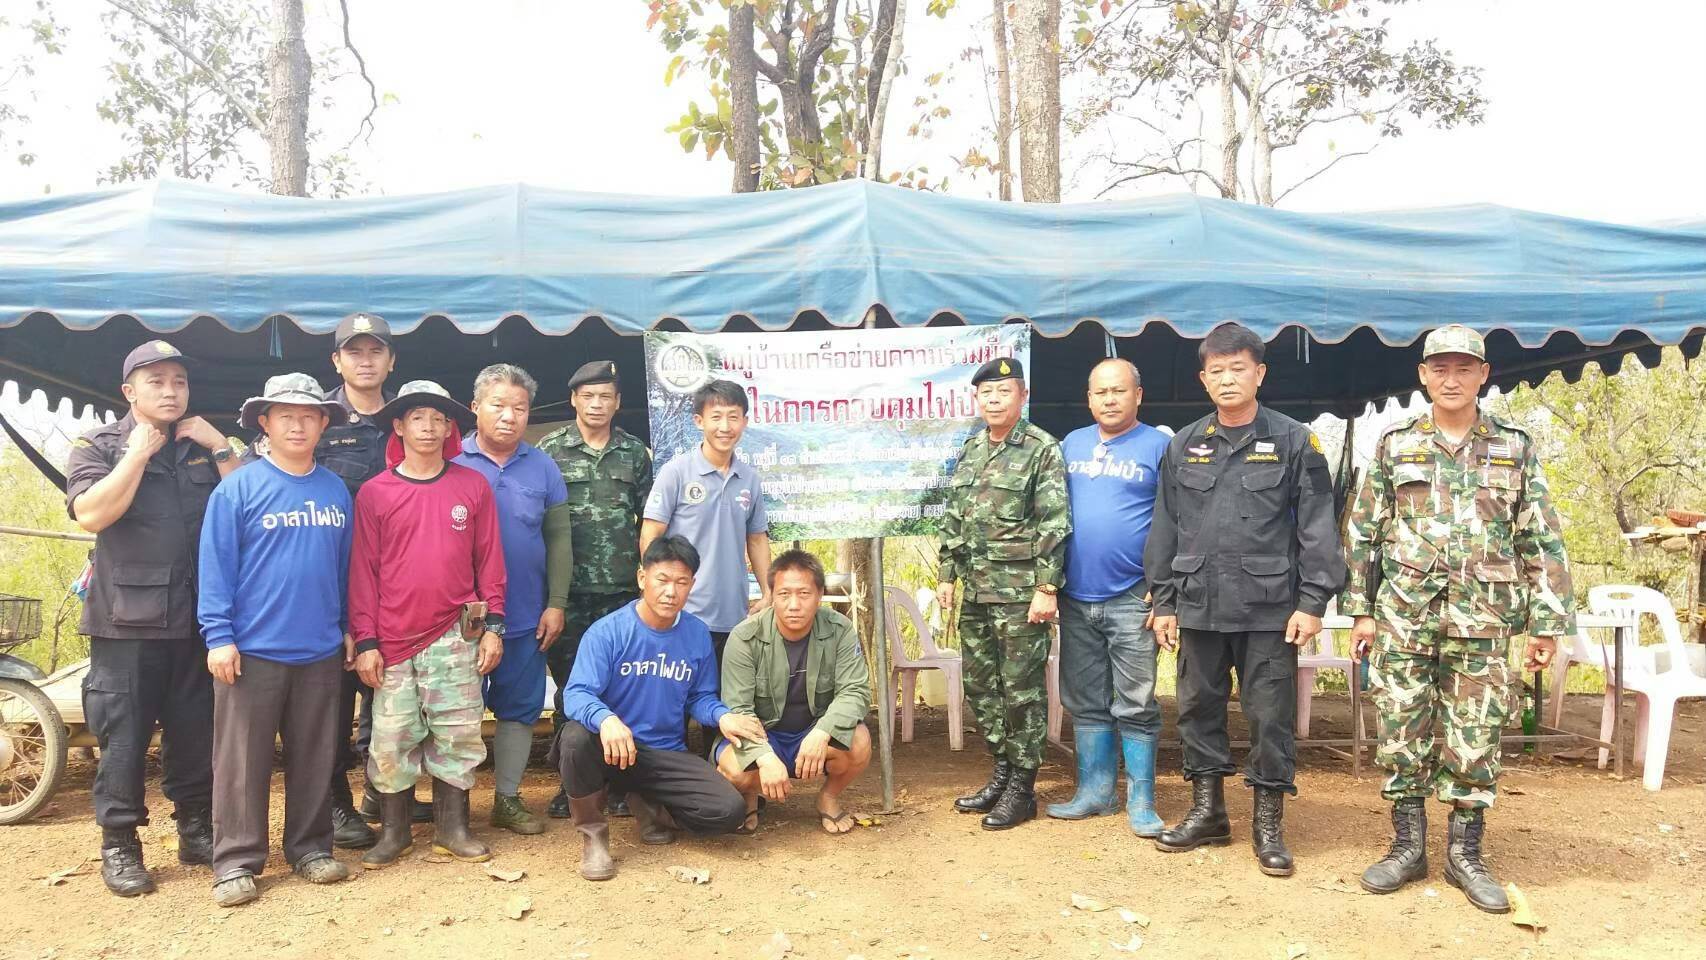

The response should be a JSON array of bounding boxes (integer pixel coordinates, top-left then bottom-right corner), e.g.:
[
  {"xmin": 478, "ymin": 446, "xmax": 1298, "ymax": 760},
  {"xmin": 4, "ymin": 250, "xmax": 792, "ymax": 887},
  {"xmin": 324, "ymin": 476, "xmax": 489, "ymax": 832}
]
[
  {"xmin": 552, "ymin": 721, "xmax": 745, "ymax": 834},
  {"xmin": 83, "ymin": 636, "xmax": 214, "ymax": 829},
  {"xmin": 212, "ymin": 653, "xmax": 341, "ymax": 880},
  {"xmin": 330, "ymin": 669, "xmax": 374, "ymax": 798},
  {"xmin": 1175, "ymin": 628, "xmax": 1298, "ymax": 794}
]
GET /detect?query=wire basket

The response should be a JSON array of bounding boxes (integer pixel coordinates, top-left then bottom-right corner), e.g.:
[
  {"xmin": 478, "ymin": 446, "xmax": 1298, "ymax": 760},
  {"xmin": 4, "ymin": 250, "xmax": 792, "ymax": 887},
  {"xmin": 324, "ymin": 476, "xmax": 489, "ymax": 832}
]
[{"xmin": 0, "ymin": 593, "xmax": 43, "ymax": 650}]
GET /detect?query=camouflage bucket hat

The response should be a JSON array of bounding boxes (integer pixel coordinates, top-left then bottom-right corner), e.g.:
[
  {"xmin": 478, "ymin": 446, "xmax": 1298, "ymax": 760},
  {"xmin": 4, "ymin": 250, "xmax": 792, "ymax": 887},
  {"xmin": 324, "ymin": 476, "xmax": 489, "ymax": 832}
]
[{"xmin": 239, "ymin": 372, "xmax": 346, "ymax": 431}]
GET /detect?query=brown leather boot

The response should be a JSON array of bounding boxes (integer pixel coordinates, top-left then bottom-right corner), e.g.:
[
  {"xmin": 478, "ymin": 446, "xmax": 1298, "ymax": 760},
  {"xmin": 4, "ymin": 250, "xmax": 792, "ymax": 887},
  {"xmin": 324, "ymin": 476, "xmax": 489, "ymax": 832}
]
[
  {"xmin": 568, "ymin": 790, "xmax": 616, "ymax": 881},
  {"xmin": 430, "ymin": 780, "xmax": 492, "ymax": 863}
]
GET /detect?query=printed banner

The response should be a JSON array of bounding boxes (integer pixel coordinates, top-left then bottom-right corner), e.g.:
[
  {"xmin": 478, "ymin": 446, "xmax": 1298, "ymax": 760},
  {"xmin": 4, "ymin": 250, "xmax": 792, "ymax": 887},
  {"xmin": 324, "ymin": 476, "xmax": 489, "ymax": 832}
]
[{"xmin": 644, "ymin": 323, "xmax": 1032, "ymax": 540}]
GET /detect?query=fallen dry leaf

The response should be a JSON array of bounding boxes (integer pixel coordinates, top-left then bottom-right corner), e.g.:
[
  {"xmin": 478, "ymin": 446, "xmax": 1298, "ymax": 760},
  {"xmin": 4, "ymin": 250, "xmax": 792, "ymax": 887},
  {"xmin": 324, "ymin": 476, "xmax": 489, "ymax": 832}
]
[
  {"xmin": 855, "ymin": 816, "xmax": 881, "ymax": 827},
  {"xmin": 504, "ymin": 895, "xmax": 533, "ymax": 921},
  {"xmin": 418, "ymin": 853, "xmax": 453, "ymax": 864},
  {"xmin": 666, "ymin": 865, "xmax": 711, "ymax": 885},
  {"xmin": 1507, "ymin": 884, "xmax": 1545, "ymax": 931},
  {"xmin": 1118, "ymin": 909, "xmax": 1150, "ymax": 927},
  {"xmin": 1286, "ymin": 943, "xmax": 1308, "ymax": 960},
  {"xmin": 39, "ymin": 862, "xmax": 88, "ymax": 886},
  {"xmin": 757, "ymin": 930, "xmax": 794, "ymax": 959},
  {"xmin": 484, "ymin": 865, "xmax": 525, "ymax": 882},
  {"xmin": 1111, "ymin": 933, "xmax": 1143, "ymax": 952},
  {"xmin": 1071, "ymin": 893, "xmax": 1111, "ymax": 912}
]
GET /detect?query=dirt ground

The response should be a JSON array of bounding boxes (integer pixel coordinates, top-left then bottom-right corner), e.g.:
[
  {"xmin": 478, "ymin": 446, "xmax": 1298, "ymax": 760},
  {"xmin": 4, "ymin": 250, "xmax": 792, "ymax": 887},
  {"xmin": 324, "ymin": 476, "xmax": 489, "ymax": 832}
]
[{"xmin": 1, "ymin": 694, "xmax": 1702, "ymax": 960}]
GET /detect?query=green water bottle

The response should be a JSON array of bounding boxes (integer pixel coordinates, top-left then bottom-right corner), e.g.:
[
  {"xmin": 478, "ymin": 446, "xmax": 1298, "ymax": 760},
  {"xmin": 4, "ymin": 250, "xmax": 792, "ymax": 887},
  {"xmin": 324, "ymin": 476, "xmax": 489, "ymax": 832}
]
[{"xmin": 1520, "ymin": 680, "xmax": 1538, "ymax": 753}]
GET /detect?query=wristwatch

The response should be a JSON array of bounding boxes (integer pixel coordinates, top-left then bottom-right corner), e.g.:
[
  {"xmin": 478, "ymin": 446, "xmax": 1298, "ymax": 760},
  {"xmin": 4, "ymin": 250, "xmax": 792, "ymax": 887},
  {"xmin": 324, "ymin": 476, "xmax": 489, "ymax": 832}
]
[{"xmin": 211, "ymin": 437, "xmax": 246, "ymax": 464}]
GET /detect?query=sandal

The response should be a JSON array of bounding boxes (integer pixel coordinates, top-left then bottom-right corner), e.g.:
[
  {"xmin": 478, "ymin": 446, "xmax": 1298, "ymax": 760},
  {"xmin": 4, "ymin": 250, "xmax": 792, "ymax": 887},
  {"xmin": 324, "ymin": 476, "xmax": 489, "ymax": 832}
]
[
  {"xmin": 735, "ymin": 808, "xmax": 760, "ymax": 836},
  {"xmin": 818, "ymin": 810, "xmax": 856, "ymax": 835}
]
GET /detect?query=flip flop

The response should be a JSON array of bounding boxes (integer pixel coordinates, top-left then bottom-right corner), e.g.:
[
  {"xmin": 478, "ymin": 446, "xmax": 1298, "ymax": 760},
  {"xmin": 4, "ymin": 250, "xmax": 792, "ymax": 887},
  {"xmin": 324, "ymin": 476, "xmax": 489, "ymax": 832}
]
[
  {"xmin": 735, "ymin": 808, "xmax": 760, "ymax": 836},
  {"xmin": 818, "ymin": 810, "xmax": 856, "ymax": 835}
]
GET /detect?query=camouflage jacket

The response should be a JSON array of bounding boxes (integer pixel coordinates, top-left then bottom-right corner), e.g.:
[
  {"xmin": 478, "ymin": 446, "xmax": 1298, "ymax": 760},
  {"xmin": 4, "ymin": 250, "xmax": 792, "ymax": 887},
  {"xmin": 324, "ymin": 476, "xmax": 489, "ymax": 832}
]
[
  {"xmin": 938, "ymin": 419, "xmax": 1072, "ymax": 604},
  {"xmin": 1341, "ymin": 407, "xmax": 1573, "ymax": 638},
  {"xmin": 537, "ymin": 422, "xmax": 654, "ymax": 593}
]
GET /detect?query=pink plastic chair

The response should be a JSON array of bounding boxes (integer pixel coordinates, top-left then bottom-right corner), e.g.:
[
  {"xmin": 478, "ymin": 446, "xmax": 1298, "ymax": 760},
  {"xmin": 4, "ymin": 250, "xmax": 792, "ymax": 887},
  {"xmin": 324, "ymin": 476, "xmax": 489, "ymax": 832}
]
[
  {"xmin": 1294, "ymin": 629, "xmax": 1354, "ymax": 739},
  {"xmin": 884, "ymin": 585, "xmax": 965, "ymax": 751}
]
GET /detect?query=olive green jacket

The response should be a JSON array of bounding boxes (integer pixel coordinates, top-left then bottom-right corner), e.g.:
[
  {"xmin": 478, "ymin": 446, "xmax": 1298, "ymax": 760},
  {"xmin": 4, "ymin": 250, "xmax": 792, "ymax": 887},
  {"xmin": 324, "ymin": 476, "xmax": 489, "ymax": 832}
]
[{"xmin": 720, "ymin": 607, "xmax": 871, "ymax": 769}]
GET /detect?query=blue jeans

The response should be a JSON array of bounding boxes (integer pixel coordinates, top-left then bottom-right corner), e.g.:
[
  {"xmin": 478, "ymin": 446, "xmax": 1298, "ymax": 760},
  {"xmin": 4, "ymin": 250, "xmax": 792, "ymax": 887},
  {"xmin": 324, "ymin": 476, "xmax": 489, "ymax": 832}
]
[{"xmin": 1058, "ymin": 582, "xmax": 1161, "ymax": 738}]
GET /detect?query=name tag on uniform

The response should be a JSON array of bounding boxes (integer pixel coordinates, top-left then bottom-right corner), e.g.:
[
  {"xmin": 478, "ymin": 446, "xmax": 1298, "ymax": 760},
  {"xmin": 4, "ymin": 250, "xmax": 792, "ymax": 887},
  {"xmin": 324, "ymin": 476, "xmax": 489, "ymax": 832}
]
[
  {"xmin": 1245, "ymin": 453, "xmax": 1279, "ymax": 463},
  {"xmin": 1488, "ymin": 457, "xmax": 1517, "ymax": 467},
  {"xmin": 1184, "ymin": 456, "xmax": 1214, "ymax": 464},
  {"xmin": 185, "ymin": 456, "xmax": 210, "ymax": 467},
  {"xmin": 1394, "ymin": 453, "xmax": 1428, "ymax": 464},
  {"xmin": 1254, "ymin": 441, "xmax": 1275, "ymax": 454},
  {"xmin": 326, "ymin": 436, "xmax": 358, "ymax": 447}
]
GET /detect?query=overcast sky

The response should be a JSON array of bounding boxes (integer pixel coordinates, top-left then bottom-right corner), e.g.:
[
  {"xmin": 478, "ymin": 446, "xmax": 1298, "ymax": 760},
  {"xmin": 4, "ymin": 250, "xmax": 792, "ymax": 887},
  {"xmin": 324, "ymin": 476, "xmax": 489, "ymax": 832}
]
[{"xmin": 3, "ymin": 0, "xmax": 1703, "ymax": 446}]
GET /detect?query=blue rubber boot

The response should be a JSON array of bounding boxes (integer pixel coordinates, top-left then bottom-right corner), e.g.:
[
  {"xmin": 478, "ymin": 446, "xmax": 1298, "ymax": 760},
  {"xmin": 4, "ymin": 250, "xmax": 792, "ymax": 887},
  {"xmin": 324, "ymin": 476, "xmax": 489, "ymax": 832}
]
[
  {"xmin": 1121, "ymin": 731, "xmax": 1165, "ymax": 837},
  {"xmin": 1046, "ymin": 724, "xmax": 1121, "ymax": 819}
]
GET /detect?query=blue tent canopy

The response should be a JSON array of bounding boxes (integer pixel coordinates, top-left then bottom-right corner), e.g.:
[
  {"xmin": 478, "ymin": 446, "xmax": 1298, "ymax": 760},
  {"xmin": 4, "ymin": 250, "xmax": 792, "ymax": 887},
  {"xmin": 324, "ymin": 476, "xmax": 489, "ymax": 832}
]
[{"xmin": 2, "ymin": 178, "xmax": 1703, "ymax": 434}]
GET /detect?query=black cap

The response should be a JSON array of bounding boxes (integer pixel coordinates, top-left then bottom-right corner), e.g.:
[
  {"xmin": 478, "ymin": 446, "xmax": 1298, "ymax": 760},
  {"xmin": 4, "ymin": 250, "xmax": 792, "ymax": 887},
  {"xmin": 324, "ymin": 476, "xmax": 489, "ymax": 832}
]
[
  {"xmin": 970, "ymin": 356, "xmax": 1024, "ymax": 386},
  {"xmin": 334, "ymin": 313, "xmax": 393, "ymax": 349},
  {"xmin": 121, "ymin": 340, "xmax": 192, "ymax": 381},
  {"xmin": 568, "ymin": 360, "xmax": 619, "ymax": 391}
]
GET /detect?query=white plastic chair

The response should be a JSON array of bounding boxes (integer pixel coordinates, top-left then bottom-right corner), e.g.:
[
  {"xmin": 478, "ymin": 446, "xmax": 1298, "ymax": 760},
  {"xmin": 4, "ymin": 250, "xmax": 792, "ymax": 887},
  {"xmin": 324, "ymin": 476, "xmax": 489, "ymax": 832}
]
[
  {"xmin": 1546, "ymin": 628, "xmax": 1614, "ymax": 729},
  {"xmin": 884, "ymin": 586, "xmax": 965, "ymax": 751},
  {"xmin": 1295, "ymin": 627, "xmax": 1354, "ymax": 739},
  {"xmin": 1586, "ymin": 584, "xmax": 1706, "ymax": 790}
]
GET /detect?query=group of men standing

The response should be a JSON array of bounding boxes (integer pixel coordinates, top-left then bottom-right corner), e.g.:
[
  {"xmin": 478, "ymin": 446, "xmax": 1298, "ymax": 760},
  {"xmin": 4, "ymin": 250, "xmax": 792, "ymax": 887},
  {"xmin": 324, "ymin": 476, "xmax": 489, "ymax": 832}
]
[
  {"xmin": 936, "ymin": 322, "xmax": 1571, "ymax": 915},
  {"xmin": 67, "ymin": 315, "xmax": 873, "ymax": 903},
  {"xmin": 63, "ymin": 311, "xmax": 1568, "ymax": 916}
]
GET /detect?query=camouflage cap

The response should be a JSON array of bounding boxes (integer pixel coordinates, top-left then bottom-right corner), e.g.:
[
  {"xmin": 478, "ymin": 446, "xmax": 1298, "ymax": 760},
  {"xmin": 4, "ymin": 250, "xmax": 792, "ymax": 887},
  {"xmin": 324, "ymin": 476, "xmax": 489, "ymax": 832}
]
[
  {"xmin": 121, "ymin": 340, "xmax": 192, "ymax": 380},
  {"xmin": 239, "ymin": 372, "xmax": 345, "ymax": 431},
  {"xmin": 1421, "ymin": 324, "xmax": 1486, "ymax": 361}
]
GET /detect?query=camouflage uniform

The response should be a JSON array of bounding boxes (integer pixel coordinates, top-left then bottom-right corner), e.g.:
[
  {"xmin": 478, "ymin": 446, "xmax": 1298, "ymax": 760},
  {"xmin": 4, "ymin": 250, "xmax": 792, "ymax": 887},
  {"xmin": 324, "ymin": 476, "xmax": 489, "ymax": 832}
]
[
  {"xmin": 367, "ymin": 627, "xmax": 487, "ymax": 793},
  {"xmin": 939, "ymin": 419, "xmax": 1072, "ymax": 768},
  {"xmin": 536, "ymin": 421, "xmax": 653, "ymax": 723},
  {"xmin": 1342, "ymin": 406, "xmax": 1573, "ymax": 809}
]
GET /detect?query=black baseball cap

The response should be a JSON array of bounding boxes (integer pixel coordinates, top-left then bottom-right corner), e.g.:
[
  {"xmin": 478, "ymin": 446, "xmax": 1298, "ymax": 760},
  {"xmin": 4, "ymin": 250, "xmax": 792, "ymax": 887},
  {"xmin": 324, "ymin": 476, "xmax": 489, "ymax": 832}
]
[
  {"xmin": 334, "ymin": 313, "xmax": 394, "ymax": 349},
  {"xmin": 121, "ymin": 340, "xmax": 192, "ymax": 381}
]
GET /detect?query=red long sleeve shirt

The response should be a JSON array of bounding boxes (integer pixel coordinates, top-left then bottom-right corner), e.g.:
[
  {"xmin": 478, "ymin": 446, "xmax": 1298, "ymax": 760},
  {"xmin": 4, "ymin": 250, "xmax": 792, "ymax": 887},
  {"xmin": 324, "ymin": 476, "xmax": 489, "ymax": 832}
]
[{"xmin": 348, "ymin": 461, "xmax": 507, "ymax": 664}]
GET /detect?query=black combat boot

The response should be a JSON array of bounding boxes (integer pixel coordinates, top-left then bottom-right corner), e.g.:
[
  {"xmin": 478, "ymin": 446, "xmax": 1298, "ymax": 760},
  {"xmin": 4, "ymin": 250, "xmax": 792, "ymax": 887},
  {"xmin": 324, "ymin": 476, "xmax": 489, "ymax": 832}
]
[
  {"xmin": 980, "ymin": 765, "xmax": 1038, "ymax": 830},
  {"xmin": 1444, "ymin": 808, "xmax": 1509, "ymax": 913},
  {"xmin": 174, "ymin": 805, "xmax": 214, "ymax": 866},
  {"xmin": 360, "ymin": 791, "xmax": 415, "ymax": 870},
  {"xmin": 1154, "ymin": 775, "xmax": 1232, "ymax": 852},
  {"xmin": 1251, "ymin": 788, "xmax": 1293, "ymax": 877},
  {"xmin": 1361, "ymin": 798, "xmax": 1428, "ymax": 894},
  {"xmin": 628, "ymin": 793, "xmax": 678, "ymax": 845},
  {"xmin": 430, "ymin": 780, "xmax": 491, "ymax": 862},
  {"xmin": 548, "ymin": 788, "xmax": 572, "ymax": 819},
  {"xmin": 331, "ymin": 774, "xmax": 377, "ymax": 849},
  {"xmin": 100, "ymin": 827, "xmax": 155, "ymax": 897},
  {"xmin": 954, "ymin": 752, "xmax": 1013, "ymax": 814}
]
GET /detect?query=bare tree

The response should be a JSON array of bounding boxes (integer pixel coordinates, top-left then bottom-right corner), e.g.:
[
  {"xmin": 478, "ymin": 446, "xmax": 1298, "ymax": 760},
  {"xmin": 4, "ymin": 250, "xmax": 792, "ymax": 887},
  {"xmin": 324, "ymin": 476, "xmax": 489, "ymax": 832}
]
[
  {"xmin": 266, "ymin": 0, "xmax": 309, "ymax": 196},
  {"xmin": 1011, "ymin": 0, "xmax": 1060, "ymax": 201},
  {"xmin": 865, "ymin": 0, "xmax": 907, "ymax": 178},
  {"xmin": 990, "ymin": 0, "xmax": 1014, "ymax": 201},
  {"xmin": 728, "ymin": 0, "xmax": 761, "ymax": 193}
]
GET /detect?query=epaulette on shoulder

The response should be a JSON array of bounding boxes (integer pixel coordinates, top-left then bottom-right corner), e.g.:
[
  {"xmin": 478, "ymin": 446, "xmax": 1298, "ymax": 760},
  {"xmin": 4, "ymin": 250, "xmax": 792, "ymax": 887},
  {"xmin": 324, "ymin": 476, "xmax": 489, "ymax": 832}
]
[{"xmin": 1484, "ymin": 410, "xmax": 1532, "ymax": 440}]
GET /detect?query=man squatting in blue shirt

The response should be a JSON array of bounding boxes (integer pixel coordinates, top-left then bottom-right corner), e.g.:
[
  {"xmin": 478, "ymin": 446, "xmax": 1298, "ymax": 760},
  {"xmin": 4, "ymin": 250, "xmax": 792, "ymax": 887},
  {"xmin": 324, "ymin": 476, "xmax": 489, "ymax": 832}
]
[
  {"xmin": 553, "ymin": 534, "xmax": 769, "ymax": 881},
  {"xmin": 1046, "ymin": 358, "xmax": 1174, "ymax": 836},
  {"xmin": 197, "ymin": 374, "xmax": 357, "ymax": 907}
]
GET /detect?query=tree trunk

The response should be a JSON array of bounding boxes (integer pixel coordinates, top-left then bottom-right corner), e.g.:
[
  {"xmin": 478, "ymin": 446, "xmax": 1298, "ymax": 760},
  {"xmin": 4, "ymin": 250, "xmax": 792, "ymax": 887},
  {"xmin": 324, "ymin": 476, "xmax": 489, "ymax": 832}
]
[
  {"xmin": 1214, "ymin": 1, "xmax": 1242, "ymax": 200},
  {"xmin": 1011, "ymin": 0, "xmax": 1060, "ymax": 202},
  {"xmin": 865, "ymin": 0, "xmax": 907, "ymax": 179},
  {"xmin": 729, "ymin": 0, "xmax": 761, "ymax": 193},
  {"xmin": 266, "ymin": 0, "xmax": 310, "ymax": 197},
  {"xmin": 992, "ymin": 0, "xmax": 1015, "ymax": 201}
]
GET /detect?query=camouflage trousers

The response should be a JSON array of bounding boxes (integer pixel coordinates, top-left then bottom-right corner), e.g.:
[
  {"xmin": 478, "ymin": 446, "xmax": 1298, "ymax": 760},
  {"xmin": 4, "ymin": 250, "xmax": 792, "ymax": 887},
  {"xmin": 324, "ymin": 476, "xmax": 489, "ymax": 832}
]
[
  {"xmin": 959, "ymin": 600, "xmax": 1051, "ymax": 768},
  {"xmin": 367, "ymin": 628, "xmax": 487, "ymax": 793},
  {"xmin": 1368, "ymin": 596, "xmax": 1513, "ymax": 809}
]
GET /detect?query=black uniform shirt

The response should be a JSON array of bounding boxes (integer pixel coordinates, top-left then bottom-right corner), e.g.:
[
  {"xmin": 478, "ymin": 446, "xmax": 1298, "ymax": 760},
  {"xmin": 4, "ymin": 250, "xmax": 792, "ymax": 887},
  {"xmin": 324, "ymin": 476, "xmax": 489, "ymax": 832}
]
[
  {"xmin": 1143, "ymin": 405, "xmax": 1346, "ymax": 633},
  {"xmin": 65, "ymin": 412, "xmax": 220, "ymax": 640},
  {"xmin": 304, "ymin": 384, "xmax": 393, "ymax": 498}
]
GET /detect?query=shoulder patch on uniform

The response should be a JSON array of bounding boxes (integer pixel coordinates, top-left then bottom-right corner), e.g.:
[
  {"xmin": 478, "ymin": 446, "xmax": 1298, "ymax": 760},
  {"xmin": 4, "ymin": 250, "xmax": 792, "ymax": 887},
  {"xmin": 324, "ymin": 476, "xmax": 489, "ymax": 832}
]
[
  {"xmin": 1308, "ymin": 433, "xmax": 1322, "ymax": 454},
  {"xmin": 72, "ymin": 437, "xmax": 92, "ymax": 448}
]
